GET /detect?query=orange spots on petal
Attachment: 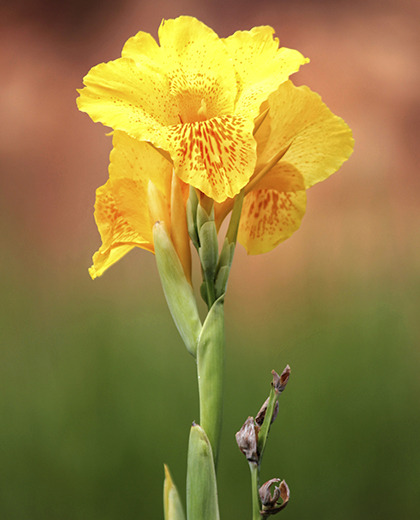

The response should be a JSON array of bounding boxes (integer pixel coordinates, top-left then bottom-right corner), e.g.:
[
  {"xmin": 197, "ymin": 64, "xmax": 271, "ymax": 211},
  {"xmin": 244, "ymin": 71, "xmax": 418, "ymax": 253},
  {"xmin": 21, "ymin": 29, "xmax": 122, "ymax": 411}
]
[
  {"xmin": 165, "ymin": 115, "xmax": 256, "ymax": 202},
  {"xmin": 238, "ymin": 187, "xmax": 307, "ymax": 254}
]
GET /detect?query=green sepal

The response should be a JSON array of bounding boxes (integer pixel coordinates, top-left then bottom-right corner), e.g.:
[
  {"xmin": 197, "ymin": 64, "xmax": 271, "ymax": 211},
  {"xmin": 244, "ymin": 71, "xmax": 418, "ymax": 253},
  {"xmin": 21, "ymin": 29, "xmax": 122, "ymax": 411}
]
[
  {"xmin": 217, "ymin": 238, "xmax": 234, "ymax": 272},
  {"xmin": 196, "ymin": 203, "xmax": 213, "ymax": 232},
  {"xmin": 197, "ymin": 295, "xmax": 225, "ymax": 462},
  {"xmin": 186, "ymin": 424, "xmax": 220, "ymax": 520},
  {"xmin": 200, "ymin": 281, "xmax": 209, "ymax": 307},
  {"xmin": 163, "ymin": 464, "xmax": 186, "ymax": 520},
  {"xmin": 198, "ymin": 221, "xmax": 219, "ymax": 277},
  {"xmin": 186, "ymin": 187, "xmax": 199, "ymax": 250},
  {"xmin": 153, "ymin": 222, "xmax": 202, "ymax": 357},
  {"xmin": 214, "ymin": 266, "xmax": 230, "ymax": 300},
  {"xmin": 214, "ymin": 238, "xmax": 235, "ymax": 299}
]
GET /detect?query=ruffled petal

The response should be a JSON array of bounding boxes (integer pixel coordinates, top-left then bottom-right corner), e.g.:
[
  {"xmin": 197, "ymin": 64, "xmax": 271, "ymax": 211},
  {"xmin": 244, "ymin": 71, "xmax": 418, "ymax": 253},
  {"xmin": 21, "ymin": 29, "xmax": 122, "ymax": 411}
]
[
  {"xmin": 89, "ymin": 178, "xmax": 154, "ymax": 278},
  {"xmin": 122, "ymin": 30, "xmax": 162, "ymax": 63},
  {"xmin": 258, "ymin": 81, "xmax": 354, "ymax": 187},
  {"xmin": 238, "ymin": 163, "xmax": 306, "ymax": 254},
  {"xmin": 163, "ymin": 115, "xmax": 257, "ymax": 203},
  {"xmin": 224, "ymin": 27, "xmax": 308, "ymax": 118},
  {"xmin": 77, "ymin": 57, "xmax": 178, "ymax": 139},
  {"xmin": 89, "ymin": 132, "xmax": 173, "ymax": 278},
  {"xmin": 158, "ymin": 16, "xmax": 237, "ymax": 120}
]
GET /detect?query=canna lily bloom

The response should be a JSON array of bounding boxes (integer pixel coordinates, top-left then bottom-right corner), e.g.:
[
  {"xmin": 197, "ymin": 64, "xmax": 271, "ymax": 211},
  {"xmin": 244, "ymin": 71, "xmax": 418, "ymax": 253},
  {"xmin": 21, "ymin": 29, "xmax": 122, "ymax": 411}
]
[
  {"xmin": 215, "ymin": 80, "xmax": 354, "ymax": 254},
  {"xmin": 77, "ymin": 16, "xmax": 308, "ymax": 203},
  {"xmin": 89, "ymin": 131, "xmax": 190, "ymax": 279}
]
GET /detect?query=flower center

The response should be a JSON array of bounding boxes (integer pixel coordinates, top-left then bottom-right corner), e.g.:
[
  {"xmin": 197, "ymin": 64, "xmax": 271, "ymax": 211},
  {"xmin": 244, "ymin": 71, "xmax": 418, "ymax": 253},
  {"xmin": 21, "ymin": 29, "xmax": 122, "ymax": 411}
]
[
  {"xmin": 196, "ymin": 98, "xmax": 208, "ymax": 121},
  {"xmin": 177, "ymin": 94, "xmax": 211, "ymax": 125}
]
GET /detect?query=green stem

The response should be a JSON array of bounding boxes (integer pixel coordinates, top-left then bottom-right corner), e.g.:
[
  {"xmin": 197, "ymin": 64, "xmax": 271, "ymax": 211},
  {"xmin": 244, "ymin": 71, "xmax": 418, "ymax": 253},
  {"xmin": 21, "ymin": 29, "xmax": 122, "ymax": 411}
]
[
  {"xmin": 193, "ymin": 190, "xmax": 244, "ymax": 474},
  {"xmin": 249, "ymin": 461, "xmax": 261, "ymax": 520},
  {"xmin": 197, "ymin": 295, "xmax": 225, "ymax": 466}
]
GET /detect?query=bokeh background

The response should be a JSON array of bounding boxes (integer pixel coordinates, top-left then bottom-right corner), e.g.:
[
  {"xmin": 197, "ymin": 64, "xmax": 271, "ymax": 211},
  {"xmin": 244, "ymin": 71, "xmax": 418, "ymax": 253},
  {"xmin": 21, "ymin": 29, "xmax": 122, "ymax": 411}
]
[{"xmin": 1, "ymin": 0, "xmax": 419, "ymax": 518}]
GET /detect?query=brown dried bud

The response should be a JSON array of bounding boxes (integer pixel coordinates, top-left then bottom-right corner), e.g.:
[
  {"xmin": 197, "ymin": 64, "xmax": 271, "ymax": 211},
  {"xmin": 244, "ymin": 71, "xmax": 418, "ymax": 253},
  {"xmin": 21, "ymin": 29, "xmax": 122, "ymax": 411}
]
[
  {"xmin": 255, "ymin": 397, "xmax": 279, "ymax": 427},
  {"xmin": 271, "ymin": 365, "xmax": 291, "ymax": 394},
  {"xmin": 259, "ymin": 478, "xmax": 282, "ymax": 506},
  {"xmin": 235, "ymin": 416, "xmax": 259, "ymax": 463},
  {"xmin": 259, "ymin": 479, "xmax": 290, "ymax": 516}
]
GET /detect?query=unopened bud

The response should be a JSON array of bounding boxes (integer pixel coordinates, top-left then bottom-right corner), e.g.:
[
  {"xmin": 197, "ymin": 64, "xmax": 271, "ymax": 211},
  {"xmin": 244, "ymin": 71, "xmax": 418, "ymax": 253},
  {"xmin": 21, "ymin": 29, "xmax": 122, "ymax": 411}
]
[
  {"xmin": 271, "ymin": 365, "xmax": 291, "ymax": 394},
  {"xmin": 259, "ymin": 478, "xmax": 282, "ymax": 507},
  {"xmin": 235, "ymin": 416, "xmax": 259, "ymax": 463}
]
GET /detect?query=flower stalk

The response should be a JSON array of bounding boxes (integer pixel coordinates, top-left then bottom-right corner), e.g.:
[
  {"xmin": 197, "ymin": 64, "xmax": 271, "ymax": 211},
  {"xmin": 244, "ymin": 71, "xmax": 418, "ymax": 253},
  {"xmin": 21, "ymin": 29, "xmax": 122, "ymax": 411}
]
[
  {"xmin": 250, "ymin": 461, "xmax": 262, "ymax": 520},
  {"xmin": 236, "ymin": 367, "xmax": 291, "ymax": 519},
  {"xmin": 78, "ymin": 15, "xmax": 354, "ymax": 520}
]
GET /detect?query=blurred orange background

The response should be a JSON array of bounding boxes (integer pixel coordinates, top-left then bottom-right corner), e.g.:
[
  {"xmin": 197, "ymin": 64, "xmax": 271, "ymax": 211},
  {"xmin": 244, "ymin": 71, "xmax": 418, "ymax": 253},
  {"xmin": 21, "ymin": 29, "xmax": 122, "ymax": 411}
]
[{"xmin": 1, "ymin": 1, "xmax": 419, "ymax": 519}]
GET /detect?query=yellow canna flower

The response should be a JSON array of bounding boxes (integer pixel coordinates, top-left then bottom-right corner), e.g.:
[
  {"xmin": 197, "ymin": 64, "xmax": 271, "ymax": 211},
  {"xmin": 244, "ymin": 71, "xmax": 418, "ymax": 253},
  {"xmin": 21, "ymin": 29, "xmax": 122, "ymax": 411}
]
[
  {"xmin": 77, "ymin": 16, "xmax": 308, "ymax": 203},
  {"xmin": 216, "ymin": 81, "xmax": 354, "ymax": 254},
  {"xmin": 89, "ymin": 131, "xmax": 190, "ymax": 279}
]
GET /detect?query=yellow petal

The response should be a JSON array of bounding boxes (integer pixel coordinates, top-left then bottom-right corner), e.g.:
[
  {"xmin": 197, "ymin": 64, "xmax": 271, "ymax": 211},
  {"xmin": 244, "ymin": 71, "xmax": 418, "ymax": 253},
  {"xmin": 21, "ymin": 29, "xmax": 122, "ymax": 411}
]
[
  {"xmin": 158, "ymin": 16, "xmax": 237, "ymax": 121},
  {"xmin": 163, "ymin": 115, "xmax": 257, "ymax": 203},
  {"xmin": 90, "ymin": 245, "xmax": 135, "ymax": 279},
  {"xmin": 77, "ymin": 57, "xmax": 178, "ymax": 138},
  {"xmin": 122, "ymin": 30, "xmax": 162, "ymax": 63},
  {"xmin": 89, "ymin": 179, "xmax": 154, "ymax": 278},
  {"xmin": 238, "ymin": 163, "xmax": 306, "ymax": 255},
  {"xmin": 89, "ymin": 132, "xmax": 174, "ymax": 278},
  {"xmin": 110, "ymin": 131, "xmax": 172, "ymax": 196},
  {"xmin": 224, "ymin": 27, "xmax": 309, "ymax": 118},
  {"xmin": 258, "ymin": 81, "xmax": 354, "ymax": 188}
]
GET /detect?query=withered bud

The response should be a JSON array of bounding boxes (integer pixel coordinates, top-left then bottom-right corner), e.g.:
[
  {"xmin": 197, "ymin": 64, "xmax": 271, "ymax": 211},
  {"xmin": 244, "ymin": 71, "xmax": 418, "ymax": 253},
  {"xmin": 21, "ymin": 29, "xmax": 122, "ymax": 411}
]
[
  {"xmin": 271, "ymin": 365, "xmax": 291, "ymax": 394},
  {"xmin": 259, "ymin": 478, "xmax": 290, "ymax": 516},
  {"xmin": 235, "ymin": 416, "xmax": 259, "ymax": 463},
  {"xmin": 255, "ymin": 397, "xmax": 279, "ymax": 427},
  {"xmin": 259, "ymin": 478, "xmax": 281, "ymax": 506}
]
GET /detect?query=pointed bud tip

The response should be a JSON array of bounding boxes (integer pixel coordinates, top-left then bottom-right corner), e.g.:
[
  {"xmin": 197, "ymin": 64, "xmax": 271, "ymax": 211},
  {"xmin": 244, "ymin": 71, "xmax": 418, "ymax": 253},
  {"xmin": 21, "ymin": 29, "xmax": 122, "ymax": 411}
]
[{"xmin": 271, "ymin": 365, "xmax": 291, "ymax": 394}]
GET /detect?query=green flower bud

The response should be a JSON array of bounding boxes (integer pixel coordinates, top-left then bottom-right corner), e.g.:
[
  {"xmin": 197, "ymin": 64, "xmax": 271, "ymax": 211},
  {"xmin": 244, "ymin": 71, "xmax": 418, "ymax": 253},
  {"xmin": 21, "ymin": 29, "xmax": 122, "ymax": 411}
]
[
  {"xmin": 153, "ymin": 222, "xmax": 202, "ymax": 357},
  {"xmin": 163, "ymin": 465, "xmax": 185, "ymax": 520},
  {"xmin": 187, "ymin": 424, "xmax": 220, "ymax": 520}
]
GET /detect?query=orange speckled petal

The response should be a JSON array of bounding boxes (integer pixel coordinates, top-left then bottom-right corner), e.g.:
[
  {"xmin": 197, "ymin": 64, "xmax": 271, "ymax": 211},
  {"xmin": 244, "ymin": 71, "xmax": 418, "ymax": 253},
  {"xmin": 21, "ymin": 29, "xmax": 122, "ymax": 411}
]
[
  {"xmin": 224, "ymin": 26, "xmax": 308, "ymax": 118},
  {"xmin": 238, "ymin": 163, "xmax": 307, "ymax": 255},
  {"xmin": 89, "ymin": 178, "xmax": 155, "ymax": 279},
  {"xmin": 77, "ymin": 58, "xmax": 178, "ymax": 138},
  {"xmin": 163, "ymin": 115, "xmax": 257, "ymax": 203},
  {"xmin": 158, "ymin": 16, "xmax": 237, "ymax": 118}
]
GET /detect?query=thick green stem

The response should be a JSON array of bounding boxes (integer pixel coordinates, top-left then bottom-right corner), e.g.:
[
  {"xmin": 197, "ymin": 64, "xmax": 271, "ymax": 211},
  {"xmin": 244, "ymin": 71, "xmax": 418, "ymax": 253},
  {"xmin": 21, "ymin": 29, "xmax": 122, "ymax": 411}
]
[
  {"xmin": 196, "ymin": 296, "xmax": 225, "ymax": 466},
  {"xmin": 249, "ymin": 462, "xmax": 261, "ymax": 520}
]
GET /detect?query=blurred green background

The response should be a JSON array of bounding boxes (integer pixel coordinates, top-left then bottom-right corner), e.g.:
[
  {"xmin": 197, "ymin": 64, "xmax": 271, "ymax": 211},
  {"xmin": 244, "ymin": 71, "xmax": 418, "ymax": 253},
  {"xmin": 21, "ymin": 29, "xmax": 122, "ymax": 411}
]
[{"xmin": 1, "ymin": 0, "xmax": 419, "ymax": 518}]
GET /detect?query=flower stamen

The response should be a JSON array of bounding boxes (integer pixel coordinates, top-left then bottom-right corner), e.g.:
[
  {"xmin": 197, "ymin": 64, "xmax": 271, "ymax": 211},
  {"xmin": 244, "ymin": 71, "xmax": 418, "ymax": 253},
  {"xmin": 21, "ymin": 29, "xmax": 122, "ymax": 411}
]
[{"xmin": 196, "ymin": 98, "xmax": 208, "ymax": 121}]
